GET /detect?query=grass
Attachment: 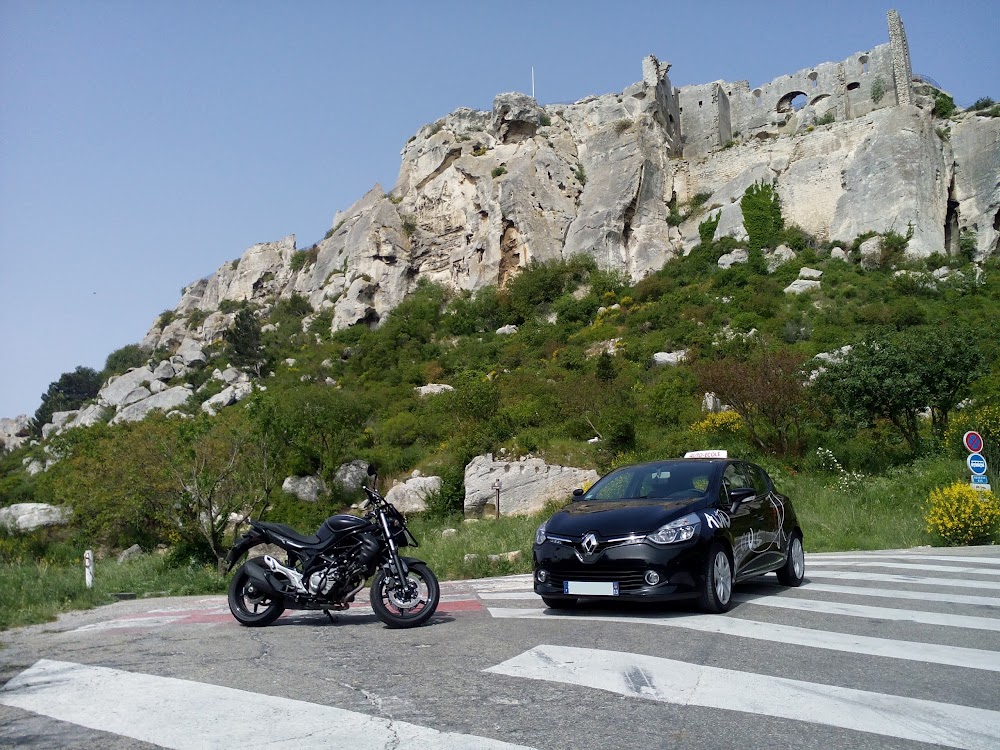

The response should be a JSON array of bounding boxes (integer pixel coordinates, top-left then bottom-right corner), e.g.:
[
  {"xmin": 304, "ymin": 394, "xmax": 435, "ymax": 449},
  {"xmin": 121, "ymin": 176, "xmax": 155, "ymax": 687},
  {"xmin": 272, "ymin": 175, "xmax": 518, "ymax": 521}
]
[{"xmin": 0, "ymin": 455, "xmax": 989, "ymax": 632}]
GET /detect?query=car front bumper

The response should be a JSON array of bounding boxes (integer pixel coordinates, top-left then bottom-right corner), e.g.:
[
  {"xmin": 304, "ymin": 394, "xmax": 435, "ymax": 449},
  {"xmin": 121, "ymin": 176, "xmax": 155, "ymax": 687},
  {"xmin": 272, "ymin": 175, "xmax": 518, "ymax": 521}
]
[{"xmin": 533, "ymin": 538, "xmax": 710, "ymax": 601}]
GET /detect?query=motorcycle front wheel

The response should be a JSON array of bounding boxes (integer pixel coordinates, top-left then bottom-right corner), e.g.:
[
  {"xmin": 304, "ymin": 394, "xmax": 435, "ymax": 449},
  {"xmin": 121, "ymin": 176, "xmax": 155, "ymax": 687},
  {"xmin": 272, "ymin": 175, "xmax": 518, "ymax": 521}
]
[
  {"xmin": 228, "ymin": 557, "xmax": 285, "ymax": 627},
  {"xmin": 370, "ymin": 562, "xmax": 440, "ymax": 629}
]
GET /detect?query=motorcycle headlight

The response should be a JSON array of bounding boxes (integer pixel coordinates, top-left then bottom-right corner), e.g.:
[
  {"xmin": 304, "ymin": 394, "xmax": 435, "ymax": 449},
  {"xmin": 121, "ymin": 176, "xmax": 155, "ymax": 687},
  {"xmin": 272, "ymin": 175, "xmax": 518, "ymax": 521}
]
[
  {"xmin": 647, "ymin": 512, "xmax": 701, "ymax": 545},
  {"xmin": 534, "ymin": 521, "xmax": 548, "ymax": 546}
]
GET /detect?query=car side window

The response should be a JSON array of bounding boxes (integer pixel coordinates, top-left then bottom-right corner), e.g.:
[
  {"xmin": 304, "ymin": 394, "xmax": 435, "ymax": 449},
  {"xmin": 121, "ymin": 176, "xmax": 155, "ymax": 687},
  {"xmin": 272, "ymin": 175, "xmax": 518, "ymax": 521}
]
[
  {"xmin": 722, "ymin": 463, "xmax": 753, "ymax": 491},
  {"xmin": 747, "ymin": 463, "xmax": 769, "ymax": 496}
]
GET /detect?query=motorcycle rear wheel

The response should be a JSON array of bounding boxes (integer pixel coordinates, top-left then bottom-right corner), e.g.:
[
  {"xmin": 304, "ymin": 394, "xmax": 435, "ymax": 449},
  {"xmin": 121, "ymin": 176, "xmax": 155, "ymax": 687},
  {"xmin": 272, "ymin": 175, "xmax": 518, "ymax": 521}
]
[
  {"xmin": 371, "ymin": 562, "xmax": 440, "ymax": 629},
  {"xmin": 228, "ymin": 557, "xmax": 285, "ymax": 627}
]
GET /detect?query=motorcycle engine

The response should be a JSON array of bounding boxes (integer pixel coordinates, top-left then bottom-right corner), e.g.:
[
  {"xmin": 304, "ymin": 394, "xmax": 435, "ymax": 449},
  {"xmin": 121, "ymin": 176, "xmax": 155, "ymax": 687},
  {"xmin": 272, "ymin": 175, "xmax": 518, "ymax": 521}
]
[{"xmin": 307, "ymin": 563, "xmax": 343, "ymax": 596}]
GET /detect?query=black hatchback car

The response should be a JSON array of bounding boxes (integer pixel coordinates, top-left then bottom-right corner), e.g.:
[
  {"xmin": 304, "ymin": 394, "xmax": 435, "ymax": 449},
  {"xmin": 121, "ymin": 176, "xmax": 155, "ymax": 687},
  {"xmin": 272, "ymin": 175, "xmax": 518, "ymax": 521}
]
[{"xmin": 533, "ymin": 452, "xmax": 804, "ymax": 613}]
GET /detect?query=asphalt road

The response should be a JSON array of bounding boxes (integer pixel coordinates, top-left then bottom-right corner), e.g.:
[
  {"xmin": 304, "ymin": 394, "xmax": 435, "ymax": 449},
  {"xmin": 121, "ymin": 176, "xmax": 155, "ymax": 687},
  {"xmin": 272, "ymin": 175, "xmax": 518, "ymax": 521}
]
[{"xmin": 2, "ymin": 546, "xmax": 999, "ymax": 750}]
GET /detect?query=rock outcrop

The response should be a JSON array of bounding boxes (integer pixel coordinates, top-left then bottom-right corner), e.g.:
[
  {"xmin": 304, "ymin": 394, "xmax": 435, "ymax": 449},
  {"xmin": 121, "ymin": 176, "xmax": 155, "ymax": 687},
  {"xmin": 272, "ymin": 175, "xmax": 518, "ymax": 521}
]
[
  {"xmin": 464, "ymin": 454, "xmax": 599, "ymax": 517},
  {"xmin": 0, "ymin": 502, "xmax": 71, "ymax": 532},
  {"xmin": 385, "ymin": 472, "xmax": 441, "ymax": 513}
]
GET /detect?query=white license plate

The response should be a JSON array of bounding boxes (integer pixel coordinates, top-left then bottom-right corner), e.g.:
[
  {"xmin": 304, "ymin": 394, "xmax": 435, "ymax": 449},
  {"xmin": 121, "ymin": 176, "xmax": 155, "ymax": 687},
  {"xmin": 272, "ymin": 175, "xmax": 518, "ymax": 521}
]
[{"xmin": 564, "ymin": 580, "xmax": 619, "ymax": 596}]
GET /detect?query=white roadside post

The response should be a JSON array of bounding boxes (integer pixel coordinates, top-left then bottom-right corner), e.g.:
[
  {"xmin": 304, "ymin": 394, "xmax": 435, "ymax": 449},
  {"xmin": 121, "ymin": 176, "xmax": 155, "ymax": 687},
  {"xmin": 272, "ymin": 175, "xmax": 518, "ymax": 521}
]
[
  {"xmin": 493, "ymin": 478, "xmax": 502, "ymax": 519},
  {"xmin": 84, "ymin": 549, "xmax": 94, "ymax": 589}
]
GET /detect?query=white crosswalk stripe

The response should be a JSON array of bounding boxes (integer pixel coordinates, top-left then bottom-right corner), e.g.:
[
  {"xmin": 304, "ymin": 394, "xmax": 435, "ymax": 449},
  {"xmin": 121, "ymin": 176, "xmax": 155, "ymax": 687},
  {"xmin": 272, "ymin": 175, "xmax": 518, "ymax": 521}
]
[
  {"xmin": 806, "ymin": 570, "xmax": 1000, "ymax": 589},
  {"xmin": 486, "ymin": 645, "xmax": 1000, "ymax": 750},
  {"xmin": 1, "ymin": 660, "xmax": 536, "ymax": 750},
  {"xmin": 798, "ymin": 581, "xmax": 1000, "ymax": 607},
  {"xmin": 806, "ymin": 560, "xmax": 1000, "ymax": 576},
  {"xmin": 807, "ymin": 553, "xmax": 1000, "ymax": 566}
]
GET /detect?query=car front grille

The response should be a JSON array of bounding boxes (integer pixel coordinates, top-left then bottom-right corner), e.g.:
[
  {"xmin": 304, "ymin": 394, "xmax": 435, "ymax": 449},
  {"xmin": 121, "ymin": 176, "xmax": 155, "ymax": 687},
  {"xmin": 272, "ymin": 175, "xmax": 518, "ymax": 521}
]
[{"xmin": 547, "ymin": 570, "xmax": 649, "ymax": 592}]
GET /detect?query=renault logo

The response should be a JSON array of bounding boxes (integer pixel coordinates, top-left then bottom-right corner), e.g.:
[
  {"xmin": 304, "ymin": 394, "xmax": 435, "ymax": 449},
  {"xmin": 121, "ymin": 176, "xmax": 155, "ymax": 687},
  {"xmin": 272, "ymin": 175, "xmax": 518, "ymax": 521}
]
[{"xmin": 581, "ymin": 533, "xmax": 599, "ymax": 554}]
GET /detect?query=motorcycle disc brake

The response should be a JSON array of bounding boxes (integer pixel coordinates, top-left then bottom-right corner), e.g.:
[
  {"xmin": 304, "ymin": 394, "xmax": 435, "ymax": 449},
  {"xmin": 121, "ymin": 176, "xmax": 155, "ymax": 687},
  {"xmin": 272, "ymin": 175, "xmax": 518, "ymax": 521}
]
[{"xmin": 387, "ymin": 580, "xmax": 421, "ymax": 609}]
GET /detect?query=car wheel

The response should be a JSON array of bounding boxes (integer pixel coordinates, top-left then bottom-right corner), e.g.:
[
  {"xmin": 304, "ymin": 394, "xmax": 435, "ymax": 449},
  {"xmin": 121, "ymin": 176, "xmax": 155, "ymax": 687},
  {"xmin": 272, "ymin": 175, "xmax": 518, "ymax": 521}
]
[
  {"xmin": 698, "ymin": 543, "xmax": 733, "ymax": 614},
  {"xmin": 777, "ymin": 532, "xmax": 805, "ymax": 586},
  {"xmin": 541, "ymin": 596, "xmax": 577, "ymax": 609}
]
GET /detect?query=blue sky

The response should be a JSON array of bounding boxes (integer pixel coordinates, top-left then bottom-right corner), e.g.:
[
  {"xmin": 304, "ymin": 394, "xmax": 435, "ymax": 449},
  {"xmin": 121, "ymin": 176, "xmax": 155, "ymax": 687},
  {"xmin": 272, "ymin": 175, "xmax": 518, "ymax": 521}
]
[{"xmin": 1, "ymin": 0, "xmax": 997, "ymax": 420}]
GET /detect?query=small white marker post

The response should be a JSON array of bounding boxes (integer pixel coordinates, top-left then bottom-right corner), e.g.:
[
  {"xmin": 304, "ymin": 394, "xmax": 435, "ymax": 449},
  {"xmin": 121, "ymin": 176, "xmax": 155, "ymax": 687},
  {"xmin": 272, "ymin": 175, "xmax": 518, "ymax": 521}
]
[
  {"xmin": 84, "ymin": 549, "xmax": 94, "ymax": 589},
  {"xmin": 493, "ymin": 478, "xmax": 502, "ymax": 519}
]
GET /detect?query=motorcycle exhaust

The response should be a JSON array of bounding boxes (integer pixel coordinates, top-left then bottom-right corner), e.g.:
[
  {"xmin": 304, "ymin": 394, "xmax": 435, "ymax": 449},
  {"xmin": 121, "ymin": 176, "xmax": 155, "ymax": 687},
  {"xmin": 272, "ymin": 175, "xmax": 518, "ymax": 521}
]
[{"xmin": 244, "ymin": 559, "xmax": 281, "ymax": 597}]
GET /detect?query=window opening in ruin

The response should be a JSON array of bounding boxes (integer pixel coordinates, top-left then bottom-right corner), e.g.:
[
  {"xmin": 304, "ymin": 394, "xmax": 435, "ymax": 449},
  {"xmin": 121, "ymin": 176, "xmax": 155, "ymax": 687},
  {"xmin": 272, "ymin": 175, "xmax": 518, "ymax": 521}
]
[
  {"xmin": 859, "ymin": 55, "xmax": 869, "ymax": 74},
  {"xmin": 777, "ymin": 91, "xmax": 808, "ymax": 113},
  {"xmin": 808, "ymin": 72, "xmax": 818, "ymax": 88},
  {"xmin": 846, "ymin": 82, "xmax": 860, "ymax": 91},
  {"xmin": 698, "ymin": 101, "xmax": 703, "ymax": 107},
  {"xmin": 753, "ymin": 89, "xmax": 762, "ymax": 108}
]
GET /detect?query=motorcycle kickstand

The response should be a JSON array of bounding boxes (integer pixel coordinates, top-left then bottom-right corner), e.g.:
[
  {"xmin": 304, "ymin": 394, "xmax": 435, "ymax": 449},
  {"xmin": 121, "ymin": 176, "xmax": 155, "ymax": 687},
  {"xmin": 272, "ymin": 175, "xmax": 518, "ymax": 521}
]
[{"xmin": 323, "ymin": 610, "xmax": 337, "ymax": 624}]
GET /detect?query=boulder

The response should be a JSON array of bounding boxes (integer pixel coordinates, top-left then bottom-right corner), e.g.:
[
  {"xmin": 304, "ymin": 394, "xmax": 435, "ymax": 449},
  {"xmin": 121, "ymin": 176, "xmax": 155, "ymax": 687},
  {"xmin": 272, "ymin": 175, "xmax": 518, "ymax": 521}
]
[
  {"xmin": 0, "ymin": 503, "xmax": 70, "ymax": 532},
  {"xmin": 766, "ymin": 245, "xmax": 796, "ymax": 272},
  {"xmin": 176, "ymin": 339, "xmax": 206, "ymax": 366},
  {"xmin": 0, "ymin": 415, "xmax": 32, "ymax": 453},
  {"xmin": 464, "ymin": 454, "xmax": 599, "ymax": 517},
  {"xmin": 718, "ymin": 249, "xmax": 749, "ymax": 269},
  {"xmin": 496, "ymin": 325, "xmax": 519, "ymax": 335},
  {"xmin": 334, "ymin": 460, "xmax": 370, "ymax": 492},
  {"xmin": 117, "ymin": 544, "xmax": 144, "ymax": 564},
  {"xmin": 111, "ymin": 386, "xmax": 193, "ymax": 424},
  {"xmin": 385, "ymin": 473, "xmax": 442, "ymax": 513},
  {"xmin": 415, "ymin": 384, "xmax": 454, "ymax": 397},
  {"xmin": 783, "ymin": 279, "xmax": 822, "ymax": 294},
  {"xmin": 99, "ymin": 367, "xmax": 155, "ymax": 408},
  {"xmin": 201, "ymin": 382, "xmax": 253, "ymax": 416},
  {"xmin": 798, "ymin": 267, "xmax": 823, "ymax": 280},
  {"xmin": 152, "ymin": 361, "xmax": 176, "ymax": 381},
  {"xmin": 652, "ymin": 350, "xmax": 688, "ymax": 366},
  {"xmin": 282, "ymin": 475, "xmax": 327, "ymax": 503}
]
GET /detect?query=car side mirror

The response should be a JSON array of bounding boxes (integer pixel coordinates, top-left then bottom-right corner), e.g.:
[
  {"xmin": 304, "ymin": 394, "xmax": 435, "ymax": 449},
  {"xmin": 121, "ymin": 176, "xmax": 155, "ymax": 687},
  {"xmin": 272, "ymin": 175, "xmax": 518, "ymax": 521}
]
[
  {"xmin": 728, "ymin": 487, "xmax": 755, "ymax": 509},
  {"xmin": 572, "ymin": 488, "xmax": 584, "ymax": 498}
]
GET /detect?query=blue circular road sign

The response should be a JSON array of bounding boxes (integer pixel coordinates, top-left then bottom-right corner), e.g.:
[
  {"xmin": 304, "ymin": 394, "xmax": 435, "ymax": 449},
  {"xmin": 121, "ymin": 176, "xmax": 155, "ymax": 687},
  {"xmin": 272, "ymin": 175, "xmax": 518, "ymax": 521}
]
[{"xmin": 967, "ymin": 453, "xmax": 988, "ymax": 475}]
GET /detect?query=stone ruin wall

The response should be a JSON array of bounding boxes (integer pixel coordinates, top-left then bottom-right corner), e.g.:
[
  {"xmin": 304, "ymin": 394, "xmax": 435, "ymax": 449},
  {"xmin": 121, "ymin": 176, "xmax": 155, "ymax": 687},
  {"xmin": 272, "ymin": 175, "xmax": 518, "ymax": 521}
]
[{"xmin": 677, "ymin": 11, "xmax": 912, "ymax": 157}]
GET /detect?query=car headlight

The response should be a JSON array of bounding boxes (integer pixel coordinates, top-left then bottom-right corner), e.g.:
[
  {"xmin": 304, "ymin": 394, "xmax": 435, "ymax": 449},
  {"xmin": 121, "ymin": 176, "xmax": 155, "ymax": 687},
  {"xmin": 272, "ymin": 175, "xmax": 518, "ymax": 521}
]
[
  {"xmin": 534, "ymin": 521, "xmax": 548, "ymax": 546},
  {"xmin": 647, "ymin": 512, "xmax": 701, "ymax": 545}
]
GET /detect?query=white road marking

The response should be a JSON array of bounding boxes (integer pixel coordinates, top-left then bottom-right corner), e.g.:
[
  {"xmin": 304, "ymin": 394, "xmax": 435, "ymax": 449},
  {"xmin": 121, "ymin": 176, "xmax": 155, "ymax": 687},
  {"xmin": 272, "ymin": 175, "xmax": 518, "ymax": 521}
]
[
  {"xmin": 486, "ymin": 645, "xmax": 1000, "ymax": 750},
  {"xmin": 806, "ymin": 571, "xmax": 1000, "ymax": 590},
  {"xmin": 800, "ymin": 581, "xmax": 1000, "ymax": 608},
  {"xmin": 0, "ymin": 659, "xmax": 536, "ymax": 750},
  {"xmin": 732, "ymin": 593, "xmax": 1000, "ymax": 631},
  {"xmin": 806, "ymin": 561, "xmax": 1000, "ymax": 576},
  {"xmin": 486, "ymin": 608, "xmax": 1000, "ymax": 672},
  {"xmin": 807, "ymin": 553, "xmax": 1000, "ymax": 566},
  {"xmin": 478, "ymin": 592, "xmax": 539, "ymax": 600}
]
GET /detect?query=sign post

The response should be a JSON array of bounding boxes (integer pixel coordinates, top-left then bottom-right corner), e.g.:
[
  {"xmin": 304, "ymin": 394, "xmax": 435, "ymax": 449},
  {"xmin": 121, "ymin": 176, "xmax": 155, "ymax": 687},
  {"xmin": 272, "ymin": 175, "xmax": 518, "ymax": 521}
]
[{"xmin": 963, "ymin": 431, "xmax": 991, "ymax": 492}]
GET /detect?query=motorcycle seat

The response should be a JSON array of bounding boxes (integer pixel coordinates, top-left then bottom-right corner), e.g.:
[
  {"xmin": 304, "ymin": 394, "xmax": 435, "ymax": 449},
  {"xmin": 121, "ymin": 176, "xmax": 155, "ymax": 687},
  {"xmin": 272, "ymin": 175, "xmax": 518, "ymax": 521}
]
[{"xmin": 257, "ymin": 522, "xmax": 321, "ymax": 546}]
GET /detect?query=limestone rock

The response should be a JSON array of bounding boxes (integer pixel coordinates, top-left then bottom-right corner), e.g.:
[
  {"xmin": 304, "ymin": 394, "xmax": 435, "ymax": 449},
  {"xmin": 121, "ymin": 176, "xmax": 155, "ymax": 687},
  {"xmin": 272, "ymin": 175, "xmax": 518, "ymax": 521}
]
[
  {"xmin": 784, "ymin": 279, "xmax": 822, "ymax": 294},
  {"xmin": 111, "ymin": 386, "xmax": 193, "ymax": 424},
  {"xmin": 334, "ymin": 460, "xmax": 371, "ymax": 492},
  {"xmin": 798, "ymin": 267, "xmax": 823, "ymax": 280},
  {"xmin": 117, "ymin": 544, "xmax": 144, "ymax": 564},
  {"xmin": 385, "ymin": 474, "xmax": 441, "ymax": 513},
  {"xmin": 464, "ymin": 454, "xmax": 598, "ymax": 517},
  {"xmin": 0, "ymin": 415, "xmax": 32, "ymax": 453},
  {"xmin": 0, "ymin": 502, "xmax": 70, "ymax": 532},
  {"xmin": 718, "ymin": 249, "xmax": 749, "ymax": 269},
  {"xmin": 176, "ymin": 339, "xmax": 206, "ymax": 366},
  {"xmin": 201, "ymin": 382, "xmax": 253, "ymax": 416},
  {"xmin": 766, "ymin": 245, "xmax": 796, "ymax": 271},
  {"xmin": 99, "ymin": 367, "xmax": 154, "ymax": 408},
  {"xmin": 282, "ymin": 475, "xmax": 327, "ymax": 503},
  {"xmin": 415, "ymin": 384, "xmax": 454, "ymax": 397},
  {"xmin": 859, "ymin": 236, "xmax": 882, "ymax": 269},
  {"xmin": 653, "ymin": 350, "xmax": 688, "ymax": 366},
  {"xmin": 496, "ymin": 325, "xmax": 518, "ymax": 335}
]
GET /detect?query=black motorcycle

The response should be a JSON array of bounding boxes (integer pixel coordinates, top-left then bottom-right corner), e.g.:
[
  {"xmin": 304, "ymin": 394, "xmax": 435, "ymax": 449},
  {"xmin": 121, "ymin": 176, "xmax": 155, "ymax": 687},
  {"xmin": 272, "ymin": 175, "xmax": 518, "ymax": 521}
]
[{"xmin": 224, "ymin": 469, "xmax": 440, "ymax": 629}]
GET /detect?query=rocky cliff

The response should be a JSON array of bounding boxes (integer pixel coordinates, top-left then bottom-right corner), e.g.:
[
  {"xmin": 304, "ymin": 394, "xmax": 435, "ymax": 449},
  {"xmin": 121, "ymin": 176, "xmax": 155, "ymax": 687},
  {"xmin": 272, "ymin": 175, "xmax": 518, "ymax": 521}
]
[{"xmin": 113, "ymin": 18, "xmax": 990, "ymax": 359}]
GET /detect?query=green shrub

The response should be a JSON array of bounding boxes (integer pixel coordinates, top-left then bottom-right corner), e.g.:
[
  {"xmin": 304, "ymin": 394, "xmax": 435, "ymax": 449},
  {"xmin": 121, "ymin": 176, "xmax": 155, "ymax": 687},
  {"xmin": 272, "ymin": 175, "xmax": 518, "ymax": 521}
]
[
  {"xmin": 157, "ymin": 309, "xmax": 175, "ymax": 329},
  {"xmin": 925, "ymin": 482, "xmax": 1000, "ymax": 546},
  {"xmin": 870, "ymin": 77, "xmax": 886, "ymax": 105},
  {"xmin": 740, "ymin": 181, "xmax": 784, "ymax": 252},
  {"xmin": 472, "ymin": 146, "xmax": 487, "ymax": 156},
  {"xmin": 539, "ymin": 114, "xmax": 552, "ymax": 127},
  {"xmin": 491, "ymin": 166, "xmax": 507, "ymax": 178},
  {"xmin": 958, "ymin": 230, "xmax": 977, "ymax": 262},
  {"xmin": 933, "ymin": 91, "xmax": 956, "ymax": 119},
  {"xmin": 614, "ymin": 119, "xmax": 632, "ymax": 134},
  {"xmin": 103, "ymin": 344, "xmax": 147, "ymax": 376},
  {"xmin": 575, "ymin": 164, "xmax": 586, "ymax": 185},
  {"xmin": 970, "ymin": 97, "xmax": 995, "ymax": 111},
  {"xmin": 698, "ymin": 212, "xmax": 721, "ymax": 245},
  {"xmin": 815, "ymin": 111, "xmax": 835, "ymax": 126}
]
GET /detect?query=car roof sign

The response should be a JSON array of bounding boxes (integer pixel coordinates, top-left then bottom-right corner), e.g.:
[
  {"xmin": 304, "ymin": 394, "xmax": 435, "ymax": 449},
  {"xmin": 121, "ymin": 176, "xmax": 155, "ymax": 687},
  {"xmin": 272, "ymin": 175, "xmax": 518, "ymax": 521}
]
[{"xmin": 684, "ymin": 449, "xmax": 728, "ymax": 459}]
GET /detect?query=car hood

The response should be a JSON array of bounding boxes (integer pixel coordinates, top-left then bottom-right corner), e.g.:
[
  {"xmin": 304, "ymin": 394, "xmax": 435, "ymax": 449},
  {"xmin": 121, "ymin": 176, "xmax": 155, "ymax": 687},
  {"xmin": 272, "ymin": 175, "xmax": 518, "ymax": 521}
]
[{"xmin": 546, "ymin": 499, "xmax": 703, "ymax": 538}]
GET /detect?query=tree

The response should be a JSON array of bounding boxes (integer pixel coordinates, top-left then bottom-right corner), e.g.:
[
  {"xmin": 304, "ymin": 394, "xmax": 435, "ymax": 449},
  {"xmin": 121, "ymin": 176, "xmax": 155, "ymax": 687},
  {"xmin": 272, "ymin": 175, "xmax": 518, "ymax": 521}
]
[
  {"xmin": 816, "ymin": 326, "xmax": 986, "ymax": 451},
  {"xmin": 694, "ymin": 345, "xmax": 810, "ymax": 455},
  {"xmin": 223, "ymin": 307, "xmax": 266, "ymax": 376},
  {"xmin": 33, "ymin": 366, "xmax": 103, "ymax": 434},
  {"xmin": 103, "ymin": 344, "xmax": 148, "ymax": 377}
]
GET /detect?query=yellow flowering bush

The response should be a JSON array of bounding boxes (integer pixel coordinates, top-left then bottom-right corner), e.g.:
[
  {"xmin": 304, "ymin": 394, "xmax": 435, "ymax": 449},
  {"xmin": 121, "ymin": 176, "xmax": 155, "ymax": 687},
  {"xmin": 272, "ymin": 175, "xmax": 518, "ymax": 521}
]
[
  {"xmin": 924, "ymin": 482, "xmax": 1000, "ymax": 546},
  {"xmin": 691, "ymin": 410, "xmax": 744, "ymax": 435},
  {"xmin": 944, "ymin": 405, "xmax": 1000, "ymax": 456}
]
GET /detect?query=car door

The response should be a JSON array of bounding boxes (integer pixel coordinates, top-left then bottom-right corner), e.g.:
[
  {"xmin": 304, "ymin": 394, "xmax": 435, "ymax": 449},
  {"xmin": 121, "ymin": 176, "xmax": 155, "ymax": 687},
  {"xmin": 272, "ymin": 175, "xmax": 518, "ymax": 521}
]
[
  {"xmin": 721, "ymin": 462, "xmax": 761, "ymax": 575},
  {"xmin": 746, "ymin": 462, "xmax": 786, "ymax": 571}
]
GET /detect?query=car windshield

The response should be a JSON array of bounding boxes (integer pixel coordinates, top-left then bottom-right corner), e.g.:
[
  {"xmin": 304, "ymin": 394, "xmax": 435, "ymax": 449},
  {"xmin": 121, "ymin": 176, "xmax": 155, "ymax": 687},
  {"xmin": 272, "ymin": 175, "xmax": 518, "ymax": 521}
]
[{"xmin": 583, "ymin": 461, "xmax": 714, "ymax": 502}]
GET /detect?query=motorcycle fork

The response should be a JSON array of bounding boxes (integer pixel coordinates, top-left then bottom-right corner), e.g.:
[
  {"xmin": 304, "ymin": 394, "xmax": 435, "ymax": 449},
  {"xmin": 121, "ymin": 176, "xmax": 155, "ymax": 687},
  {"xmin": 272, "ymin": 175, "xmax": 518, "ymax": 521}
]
[{"xmin": 378, "ymin": 510, "xmax": 411, "ymax": 591}]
